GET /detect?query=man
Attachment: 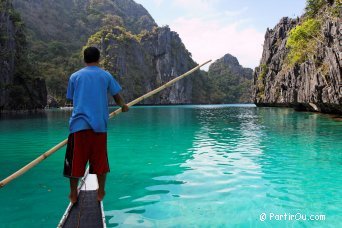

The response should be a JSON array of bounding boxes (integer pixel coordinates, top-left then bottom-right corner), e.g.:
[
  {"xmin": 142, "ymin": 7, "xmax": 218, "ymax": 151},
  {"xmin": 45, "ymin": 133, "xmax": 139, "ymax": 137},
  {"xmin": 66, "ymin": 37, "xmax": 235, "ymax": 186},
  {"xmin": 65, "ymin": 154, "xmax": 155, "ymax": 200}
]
[{"xmin": 63, "ymin": 46, "xmax": 129, "ymax": 203}]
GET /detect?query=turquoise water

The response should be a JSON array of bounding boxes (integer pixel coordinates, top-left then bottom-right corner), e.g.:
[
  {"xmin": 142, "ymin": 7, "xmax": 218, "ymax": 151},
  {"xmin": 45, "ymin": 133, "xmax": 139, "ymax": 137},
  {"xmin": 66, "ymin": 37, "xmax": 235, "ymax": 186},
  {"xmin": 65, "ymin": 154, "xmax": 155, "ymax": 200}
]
[{"xmin": 0, "ymin": 105, "xmax": 341, "ymax": 227}]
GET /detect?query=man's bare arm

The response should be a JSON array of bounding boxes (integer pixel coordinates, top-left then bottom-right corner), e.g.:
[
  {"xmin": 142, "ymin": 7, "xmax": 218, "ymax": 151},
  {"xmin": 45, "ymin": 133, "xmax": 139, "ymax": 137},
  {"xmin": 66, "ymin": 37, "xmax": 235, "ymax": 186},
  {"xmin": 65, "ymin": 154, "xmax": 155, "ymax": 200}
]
[{"xmin": 113, "ymin": 94, "xmax": 129, "ymax": 112}]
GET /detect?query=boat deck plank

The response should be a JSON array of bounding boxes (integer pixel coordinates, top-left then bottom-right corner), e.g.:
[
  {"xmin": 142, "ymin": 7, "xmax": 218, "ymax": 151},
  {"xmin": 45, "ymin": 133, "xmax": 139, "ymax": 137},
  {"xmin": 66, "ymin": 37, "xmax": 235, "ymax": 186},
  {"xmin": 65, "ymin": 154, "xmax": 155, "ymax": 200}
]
[{"xmin": 62, "ymin": 190, "xmax": 103, "ymax": 228}]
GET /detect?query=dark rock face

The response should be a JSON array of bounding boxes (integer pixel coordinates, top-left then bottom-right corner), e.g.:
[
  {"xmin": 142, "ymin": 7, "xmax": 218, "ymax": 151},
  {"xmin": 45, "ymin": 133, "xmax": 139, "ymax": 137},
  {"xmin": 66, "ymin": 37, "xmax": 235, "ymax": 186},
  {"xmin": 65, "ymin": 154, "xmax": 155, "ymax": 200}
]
[
  {"xmin": 212, "ymin": 54, "xmax": 253, "ymax": 80},
  {"xmin": 207, "ymin": 54, "xmax": 253, "ymax": 103},
  {"xmin": 91, "ymin": 26, "xmax": 197, "ymax": 104},
  {"xmin": 0, "ymin": 0, "xmax": 15, "ymax": 109},
  {"xmin": 111, "ymin": 0, "xmax": 158, "ymax": 33},
  {"xmin": 253, "ymin": 16, "xmax": 342, "ymax": 114},
  {"xmin": 139, "ymin": 27, "xmax": 196, "ymax": 104},
  {"xmin": 0, "ymin": 0, "xmax": 47, "ymax": 111},
  {"xmin": 47, "ymin": 95, "xmax": 59, "ymax": 108}
]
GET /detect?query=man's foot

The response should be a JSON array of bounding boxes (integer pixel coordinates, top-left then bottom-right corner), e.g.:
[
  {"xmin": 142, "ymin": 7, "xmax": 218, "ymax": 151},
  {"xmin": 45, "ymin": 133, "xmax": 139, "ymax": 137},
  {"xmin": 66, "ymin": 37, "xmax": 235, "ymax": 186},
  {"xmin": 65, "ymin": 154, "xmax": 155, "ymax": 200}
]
[
  {"xmin": 69, "ymin": 191, "xmax": 78, "ymax": 204},
  {"xmin": 97, "ymin": 189, "xmax": 105, "ymax": 201}
]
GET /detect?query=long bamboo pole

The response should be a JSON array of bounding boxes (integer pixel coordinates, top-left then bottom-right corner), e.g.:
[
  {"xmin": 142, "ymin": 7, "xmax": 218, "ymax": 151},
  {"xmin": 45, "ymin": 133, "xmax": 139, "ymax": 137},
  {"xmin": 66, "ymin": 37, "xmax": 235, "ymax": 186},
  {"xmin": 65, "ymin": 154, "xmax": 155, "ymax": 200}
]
[{"xmin": 0, "ymin": 60, "xmax": 211, "ymax": 188}]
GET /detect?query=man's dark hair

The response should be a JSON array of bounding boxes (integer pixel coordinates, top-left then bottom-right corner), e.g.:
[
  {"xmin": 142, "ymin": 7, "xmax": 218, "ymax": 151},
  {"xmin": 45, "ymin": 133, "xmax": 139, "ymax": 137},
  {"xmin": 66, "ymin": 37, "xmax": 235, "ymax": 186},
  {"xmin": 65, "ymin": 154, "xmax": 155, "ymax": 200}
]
[{"xmin": 84, "ymin": 46, "xmax": 100, "ymax": 63}]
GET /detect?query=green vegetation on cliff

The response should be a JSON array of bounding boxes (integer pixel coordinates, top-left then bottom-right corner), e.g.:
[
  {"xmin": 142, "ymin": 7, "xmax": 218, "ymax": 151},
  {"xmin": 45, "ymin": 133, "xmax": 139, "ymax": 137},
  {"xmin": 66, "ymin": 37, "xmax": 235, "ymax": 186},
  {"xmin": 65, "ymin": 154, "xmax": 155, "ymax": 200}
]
[
  {"xmin": 286, "ymin": 18, "xmax": 321, "ymax": 65},
  {"xmin": 88, "ymin": 26, "xmax": 147, "ymax": 98},
  {"xmin": 305, "ymin": 0, "xmax": 327, "ymax": 17},
  {"xmin": 286, "ymin": 0, "xmax": 340, "ymax": 66},
  {"xmin": 256, "ymin": 64, "xmax": 267, "ymax": 99}
]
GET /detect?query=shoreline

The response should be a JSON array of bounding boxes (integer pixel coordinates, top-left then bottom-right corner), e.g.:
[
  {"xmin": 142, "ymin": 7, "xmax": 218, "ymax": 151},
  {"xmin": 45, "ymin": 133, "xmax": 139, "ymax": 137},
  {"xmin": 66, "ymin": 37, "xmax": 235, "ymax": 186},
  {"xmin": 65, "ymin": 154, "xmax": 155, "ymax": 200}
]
[
  {"xmin": 0, "ymin": 103, "xmax": 256, "ymax": 113},
  {"xmin": 1, "ymin": 104, "xmax": 341, "ymax": 120},
  {"xmin": 0, "ymin": 109, "xmax": 47, "ymax": 114}
]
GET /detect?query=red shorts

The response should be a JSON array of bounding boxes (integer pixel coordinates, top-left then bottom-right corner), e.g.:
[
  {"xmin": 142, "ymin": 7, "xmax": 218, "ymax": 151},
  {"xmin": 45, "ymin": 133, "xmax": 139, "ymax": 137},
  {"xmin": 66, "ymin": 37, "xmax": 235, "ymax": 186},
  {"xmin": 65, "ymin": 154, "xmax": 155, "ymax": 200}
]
[{"xmin": 63, "ymin": 129, "xmax": 110, "ymax": 178}]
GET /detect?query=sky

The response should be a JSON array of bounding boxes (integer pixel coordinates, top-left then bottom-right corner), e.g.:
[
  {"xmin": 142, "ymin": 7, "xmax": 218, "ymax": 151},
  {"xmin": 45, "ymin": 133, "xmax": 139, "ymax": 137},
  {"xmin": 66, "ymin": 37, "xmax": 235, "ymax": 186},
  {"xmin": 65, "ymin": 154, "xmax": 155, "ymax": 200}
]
[{"xmin": 134, "ymin": 0, "xmax": 307, "ymax": 69}]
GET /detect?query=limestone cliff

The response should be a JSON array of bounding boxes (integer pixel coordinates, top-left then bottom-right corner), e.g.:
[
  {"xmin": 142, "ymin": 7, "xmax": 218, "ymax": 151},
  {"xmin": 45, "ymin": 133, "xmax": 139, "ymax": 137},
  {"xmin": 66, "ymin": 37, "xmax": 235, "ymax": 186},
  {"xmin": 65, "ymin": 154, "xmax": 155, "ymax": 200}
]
[
  {"xmin": 207, "ymin": 54, "xmax": 253, "ymax": 103},
  {"xmin": 88, "ymin": 26, "xmax": 198, "ymax": 104},
  {"xmin": 0, "ymin": 0, "xmax": 46, "ymax": 111},
  {"xmin": 253, "ymin": 1, "xmax": 341, "ymax": 114}
]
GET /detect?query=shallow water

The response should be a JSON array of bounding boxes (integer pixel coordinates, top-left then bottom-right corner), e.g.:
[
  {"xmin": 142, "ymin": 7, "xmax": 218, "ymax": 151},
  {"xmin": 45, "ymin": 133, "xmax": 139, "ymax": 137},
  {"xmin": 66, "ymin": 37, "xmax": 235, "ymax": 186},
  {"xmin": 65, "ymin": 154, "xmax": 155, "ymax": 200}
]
[{"xmin": 0, "ymin": 105, "xmax": 341, "ymax": 227}]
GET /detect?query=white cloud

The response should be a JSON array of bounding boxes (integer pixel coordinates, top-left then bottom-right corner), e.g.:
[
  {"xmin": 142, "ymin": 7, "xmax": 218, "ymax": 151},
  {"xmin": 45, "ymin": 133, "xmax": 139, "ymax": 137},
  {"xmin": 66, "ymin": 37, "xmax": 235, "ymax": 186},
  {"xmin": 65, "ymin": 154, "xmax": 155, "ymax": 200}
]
[
  {"xmin": 224, "ymin": 7, "xmax": 248, "ymax": 17},
  {"xmin": 172, "ymin": 0, "xmax": 219, "ymax": 13},
  {"xmin": 170, "ymin": 16, "xmax": 264, "ymax": 70},
  {"xmin": 152, "ymin": 0, "xmax": 163, "ymax": 7}
]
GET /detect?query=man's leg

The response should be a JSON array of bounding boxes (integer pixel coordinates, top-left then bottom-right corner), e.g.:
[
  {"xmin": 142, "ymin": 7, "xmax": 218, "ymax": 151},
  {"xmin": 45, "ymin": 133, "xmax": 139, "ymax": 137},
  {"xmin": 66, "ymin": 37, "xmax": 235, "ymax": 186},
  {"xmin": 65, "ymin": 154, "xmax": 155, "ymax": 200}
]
[
  {"xmin": 91, "ymin": 131, "xmax": 109, "ymax": 201},
  {"xmin": 97, "ymin": 174, "xmax": 106, "ymax": 201},
  {"xmin": 69, "ymin": 177, "xmax": 79, "ymax": 203}
]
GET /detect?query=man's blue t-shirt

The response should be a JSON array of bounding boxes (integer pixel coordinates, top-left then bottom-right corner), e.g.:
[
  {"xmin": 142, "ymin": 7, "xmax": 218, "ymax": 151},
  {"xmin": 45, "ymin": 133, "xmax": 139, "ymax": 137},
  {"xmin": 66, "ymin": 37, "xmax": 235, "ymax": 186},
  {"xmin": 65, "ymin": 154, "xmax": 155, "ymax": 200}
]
[{"xmin": 66, "ymin": 66, "xmax": 122, "ymax": 133}]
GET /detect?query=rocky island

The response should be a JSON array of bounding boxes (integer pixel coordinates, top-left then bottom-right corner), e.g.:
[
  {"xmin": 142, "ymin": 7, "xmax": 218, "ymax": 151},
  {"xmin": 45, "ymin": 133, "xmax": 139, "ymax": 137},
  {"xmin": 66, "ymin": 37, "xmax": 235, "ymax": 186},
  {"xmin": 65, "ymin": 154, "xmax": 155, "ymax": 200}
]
[{"xmin": 253, "ymin": 0, "xmax": 341, "ymax": 114}]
